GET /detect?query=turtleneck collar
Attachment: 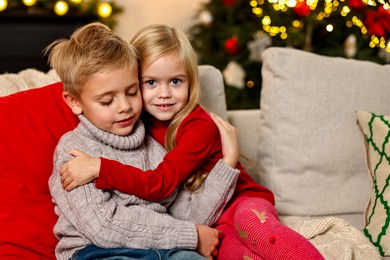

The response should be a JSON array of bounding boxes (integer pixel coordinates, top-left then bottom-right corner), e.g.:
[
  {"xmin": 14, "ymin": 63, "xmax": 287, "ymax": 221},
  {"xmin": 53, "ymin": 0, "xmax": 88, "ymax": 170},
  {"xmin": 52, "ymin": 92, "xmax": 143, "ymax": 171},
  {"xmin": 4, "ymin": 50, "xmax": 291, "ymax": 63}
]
[{"xmin": 77, "ymin": 115, "xmax": 145, "ymax": 150}]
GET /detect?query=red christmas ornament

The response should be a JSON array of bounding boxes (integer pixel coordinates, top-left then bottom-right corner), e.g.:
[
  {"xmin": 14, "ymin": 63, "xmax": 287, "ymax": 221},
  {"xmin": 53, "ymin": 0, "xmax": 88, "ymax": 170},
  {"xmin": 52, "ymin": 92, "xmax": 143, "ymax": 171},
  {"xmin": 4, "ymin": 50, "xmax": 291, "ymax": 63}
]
[
  {"xmin": 348, "ymin": 0, "xmax": 366, "ymax": 12},
  {"xmin": 293, "ymin": 1, "xmax": 311, "ymax": 17},
  {"xmin": 222, "ymin": 0, "xmax": 236, "ymax": 7},
  {"xmin": 364, "ymin": 6, "xmax": 390, "ymax": 38},
  {"xmin": 224, "ymin": 37, "xmax": 239, "ymax": 55}
]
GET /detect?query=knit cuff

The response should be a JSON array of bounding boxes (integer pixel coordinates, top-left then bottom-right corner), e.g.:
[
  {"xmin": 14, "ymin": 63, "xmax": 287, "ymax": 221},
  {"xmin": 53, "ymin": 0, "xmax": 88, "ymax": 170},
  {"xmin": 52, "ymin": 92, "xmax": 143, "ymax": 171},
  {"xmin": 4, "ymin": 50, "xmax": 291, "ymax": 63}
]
[
  {"xmin": 208, "ymin": 159, "xmax": 240, "ymax": 185},
  {"xmin": 172, "ymin": 222, "xmax": 199, "ymax": 249}
]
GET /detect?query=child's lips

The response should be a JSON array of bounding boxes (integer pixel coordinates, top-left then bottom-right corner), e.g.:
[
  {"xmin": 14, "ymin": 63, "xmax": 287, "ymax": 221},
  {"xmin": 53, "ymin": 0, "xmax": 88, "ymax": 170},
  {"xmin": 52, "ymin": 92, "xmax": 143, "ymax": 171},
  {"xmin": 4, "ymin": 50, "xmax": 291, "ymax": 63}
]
[
  {"xmin": 116, "ymin": 117, "xmax": 132, "ymax": 126},
  {"xmin": 155, "ymin": 104, "xmax": 174, "ymax": 110}
]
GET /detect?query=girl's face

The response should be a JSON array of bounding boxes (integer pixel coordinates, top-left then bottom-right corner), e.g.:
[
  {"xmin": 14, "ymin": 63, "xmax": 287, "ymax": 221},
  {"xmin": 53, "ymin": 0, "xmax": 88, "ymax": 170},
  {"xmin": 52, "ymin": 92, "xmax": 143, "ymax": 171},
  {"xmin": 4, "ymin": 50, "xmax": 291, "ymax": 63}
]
[
  {"xmin": 69, "ymin": 65, "xmax": 142, "ymax": 136},
  {"xmin": 140, "ymin": 52, "xmax": 189, "ymax": 122}
]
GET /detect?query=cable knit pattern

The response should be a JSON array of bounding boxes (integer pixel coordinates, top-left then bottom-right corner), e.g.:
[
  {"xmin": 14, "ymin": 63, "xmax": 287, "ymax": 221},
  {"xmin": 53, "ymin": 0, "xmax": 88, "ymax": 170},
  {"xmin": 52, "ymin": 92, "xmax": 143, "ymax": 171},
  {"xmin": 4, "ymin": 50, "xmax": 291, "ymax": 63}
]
[
  {"xmin": 49, "ymin": 115, "xmax": 240, "ymax": 260},
  {"xmin": 50, "ymin": 116, "xmax": 196, "ymax": 260},
  {"xmin": 169, "ymin": 159, "xmax": 239, "ymax": 226}
]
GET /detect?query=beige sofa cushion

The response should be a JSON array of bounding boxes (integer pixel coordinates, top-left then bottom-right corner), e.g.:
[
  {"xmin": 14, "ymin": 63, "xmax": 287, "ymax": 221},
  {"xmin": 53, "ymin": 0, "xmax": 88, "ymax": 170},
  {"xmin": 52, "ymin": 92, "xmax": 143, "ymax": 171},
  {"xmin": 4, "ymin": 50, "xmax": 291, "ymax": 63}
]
[
  {"xmin": 357, "ymin": 111, "xmax": 390, "ymax": 257},
  {"xmin": 198, "ymin": 65, "xmax": 228, "ymax": 120},
  {"xmin": 258, "ymin": 47, "xmax": 390, "ymax": 216}
]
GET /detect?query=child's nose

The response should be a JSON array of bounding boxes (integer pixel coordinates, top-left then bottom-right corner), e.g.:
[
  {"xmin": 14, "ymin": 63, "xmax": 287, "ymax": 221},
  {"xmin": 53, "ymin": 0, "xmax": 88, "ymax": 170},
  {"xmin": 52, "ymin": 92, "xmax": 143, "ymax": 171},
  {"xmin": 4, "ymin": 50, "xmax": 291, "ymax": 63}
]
[
  {"xmin": 158, "ymin": 85, "xmax": 172, "ymax": 99},
  {"xmin": 117, "ymin": 96, "xmax": 131, "ymax": 112}
]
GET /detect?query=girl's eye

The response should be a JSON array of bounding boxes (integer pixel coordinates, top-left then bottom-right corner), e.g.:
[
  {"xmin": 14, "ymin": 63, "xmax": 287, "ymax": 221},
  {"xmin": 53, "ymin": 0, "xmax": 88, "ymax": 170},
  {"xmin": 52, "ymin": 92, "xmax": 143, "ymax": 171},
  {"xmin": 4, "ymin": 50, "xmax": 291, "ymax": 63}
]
[
  {"xmin": 171, "ymin": 79, "xmax": 181, "ymax": 85},
  {"xmin": 145, "ymin": 80, "xmax": 156, "ymax": 86},
  {"xmin": 100, "ymin": 100, "xmax": 113, "ymax": 106}
]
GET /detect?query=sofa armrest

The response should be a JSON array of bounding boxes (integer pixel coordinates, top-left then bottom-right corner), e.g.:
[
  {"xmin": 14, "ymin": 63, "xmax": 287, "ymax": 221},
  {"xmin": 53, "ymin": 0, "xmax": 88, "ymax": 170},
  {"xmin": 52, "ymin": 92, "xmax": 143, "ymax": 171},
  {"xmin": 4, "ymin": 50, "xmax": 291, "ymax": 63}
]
[{"xmin": 227, "ymin": 109, "xmax": 260, "ymax": 182}]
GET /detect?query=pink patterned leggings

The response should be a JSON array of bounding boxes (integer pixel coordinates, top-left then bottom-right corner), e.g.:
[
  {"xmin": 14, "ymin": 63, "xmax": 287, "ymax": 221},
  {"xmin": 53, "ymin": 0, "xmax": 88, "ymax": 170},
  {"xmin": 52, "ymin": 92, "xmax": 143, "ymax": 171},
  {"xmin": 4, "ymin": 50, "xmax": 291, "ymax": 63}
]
[{"xmin": 213, "ymin": 196, "xmax": 324, "ymax": 260}]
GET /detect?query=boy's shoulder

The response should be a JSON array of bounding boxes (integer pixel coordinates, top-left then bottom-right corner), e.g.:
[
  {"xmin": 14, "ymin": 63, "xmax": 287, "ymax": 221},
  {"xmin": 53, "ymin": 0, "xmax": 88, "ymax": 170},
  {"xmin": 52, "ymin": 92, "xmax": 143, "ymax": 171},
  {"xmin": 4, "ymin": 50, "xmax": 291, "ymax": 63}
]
[{"xmin": 55, "ymin": 125, "xmax": 86, "ymax": 152}]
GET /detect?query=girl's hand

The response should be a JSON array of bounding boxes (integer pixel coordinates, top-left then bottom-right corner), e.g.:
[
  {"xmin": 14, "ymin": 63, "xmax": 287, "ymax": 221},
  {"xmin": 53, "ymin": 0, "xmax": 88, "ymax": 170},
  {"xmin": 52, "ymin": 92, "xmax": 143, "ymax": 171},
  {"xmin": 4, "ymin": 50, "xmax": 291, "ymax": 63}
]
[
  {"xmin": 196, "ymin": 224, "xmax": 224, "ymax": 259},
  {"xmin": 209, "ymin": 113, "xmax": 239, "ymax": 168},
  {"xmin": 60, "ymin": 149, "xmax": 101, "ymax": 191}
]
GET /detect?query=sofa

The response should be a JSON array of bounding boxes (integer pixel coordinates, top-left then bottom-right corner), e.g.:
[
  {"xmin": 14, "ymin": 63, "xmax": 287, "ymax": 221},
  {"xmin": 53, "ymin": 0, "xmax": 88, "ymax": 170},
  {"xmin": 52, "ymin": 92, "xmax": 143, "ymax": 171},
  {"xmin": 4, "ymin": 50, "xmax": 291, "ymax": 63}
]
[{"xmin": 0, "ymin": 47, "xmax": 389, "ymax": 259}]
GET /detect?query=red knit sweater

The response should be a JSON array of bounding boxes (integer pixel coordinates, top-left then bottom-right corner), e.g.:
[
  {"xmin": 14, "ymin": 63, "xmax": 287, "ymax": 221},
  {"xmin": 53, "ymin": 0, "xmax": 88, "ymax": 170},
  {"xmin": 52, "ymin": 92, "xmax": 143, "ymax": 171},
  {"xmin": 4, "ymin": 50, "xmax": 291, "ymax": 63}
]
[{"xmin": 96, "ymin": 105, "xmax": 274, "ymax": 204}]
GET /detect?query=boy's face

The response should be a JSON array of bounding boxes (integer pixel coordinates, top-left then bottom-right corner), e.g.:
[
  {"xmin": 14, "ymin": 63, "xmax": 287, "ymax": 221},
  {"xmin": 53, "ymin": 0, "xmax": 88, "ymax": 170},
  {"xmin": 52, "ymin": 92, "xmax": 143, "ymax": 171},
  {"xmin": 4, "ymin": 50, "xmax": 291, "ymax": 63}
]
[{"xmin": 67, "ymin": 65, "xmax": 142, "ymax": 136}]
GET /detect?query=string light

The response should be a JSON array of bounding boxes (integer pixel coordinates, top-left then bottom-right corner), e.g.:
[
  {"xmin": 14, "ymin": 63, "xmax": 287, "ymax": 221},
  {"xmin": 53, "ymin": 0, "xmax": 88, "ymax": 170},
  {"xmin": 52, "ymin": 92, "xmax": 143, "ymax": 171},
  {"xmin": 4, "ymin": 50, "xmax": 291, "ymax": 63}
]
[
  {"xmin": 250, "ymin": 0, "xmax": 390, "ymax": 51},
  {"xmin": 0, "ymin": 0, "xmax": 119, "ymax": 20},
  {"xmin": 340, "ymin": 6, "xmax": 350, "ymax": 16},
  {"xmin": 54, "ymin": 1, "xmax": 68, "ymax": 16},
  {"xmin": 262, "ymin": 15, "xmax": 271, "ymax": 25},
  {"xmin": 97, "ymin": 2, "xmax": 112, "ymax": 18},
  {"xmin": 286, "ymin": 0, "xmax": 296, "ymax": 8},
  {"xmin": 363, "ymin": 0, "xmax": 376, "ymax": 6},
  {"xmin": 326, "ymin": 24, "xmax": 334, "ymax": 32},
  {"xmin": 0, "ymin": 0, "xmax": 7, "ymax": 12},
  {"xmin": 23, "ymin": 0, "xmax": 36, "ymax": 7}
]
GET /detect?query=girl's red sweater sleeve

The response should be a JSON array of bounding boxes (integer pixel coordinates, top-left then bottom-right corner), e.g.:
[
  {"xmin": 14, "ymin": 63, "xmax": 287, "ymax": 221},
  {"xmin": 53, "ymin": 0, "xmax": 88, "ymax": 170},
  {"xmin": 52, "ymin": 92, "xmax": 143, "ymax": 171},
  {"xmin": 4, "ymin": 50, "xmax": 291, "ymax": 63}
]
[{"xmin": 95, "ymin": 113, "xmax": 221, "ymax": 201}]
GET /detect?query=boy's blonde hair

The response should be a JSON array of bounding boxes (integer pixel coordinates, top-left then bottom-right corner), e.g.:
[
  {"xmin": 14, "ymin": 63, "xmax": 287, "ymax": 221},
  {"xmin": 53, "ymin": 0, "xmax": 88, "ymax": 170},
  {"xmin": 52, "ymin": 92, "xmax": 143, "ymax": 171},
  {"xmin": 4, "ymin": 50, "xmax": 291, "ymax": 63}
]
[
  {"xmin": 131, "ymin": 24, "xmax": 205, "ymax": 192},
  {"xmin": 45, "ymin": 22, "xmax": 138, "ymax": 97}
]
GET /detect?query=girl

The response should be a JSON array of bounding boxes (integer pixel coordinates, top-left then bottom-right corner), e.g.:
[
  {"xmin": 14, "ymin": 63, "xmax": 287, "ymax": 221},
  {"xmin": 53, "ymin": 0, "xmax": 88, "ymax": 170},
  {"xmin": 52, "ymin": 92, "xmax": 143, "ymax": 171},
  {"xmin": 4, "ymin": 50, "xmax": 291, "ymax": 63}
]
[{"xmin": 61, "ymin": 24, "xmax": 324, "ymax": 259}]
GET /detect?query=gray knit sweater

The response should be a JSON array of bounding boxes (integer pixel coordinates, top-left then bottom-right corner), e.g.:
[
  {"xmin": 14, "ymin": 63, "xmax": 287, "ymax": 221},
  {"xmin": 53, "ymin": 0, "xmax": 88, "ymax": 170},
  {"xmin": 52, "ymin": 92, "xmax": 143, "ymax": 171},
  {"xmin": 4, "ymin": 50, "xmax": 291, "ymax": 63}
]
[{"xmin": 49, "ymin": 115, "xmax": 239, "ymax": 260}]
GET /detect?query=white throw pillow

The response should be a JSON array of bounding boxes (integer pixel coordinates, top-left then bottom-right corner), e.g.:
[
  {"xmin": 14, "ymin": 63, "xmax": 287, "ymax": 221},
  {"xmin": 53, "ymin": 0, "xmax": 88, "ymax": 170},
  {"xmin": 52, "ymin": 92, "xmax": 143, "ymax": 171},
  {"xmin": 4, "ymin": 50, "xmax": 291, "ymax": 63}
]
[
  {"xmin": 258, "ymin": 47, "xmax": 390, "ymax": 216},
  {"xmin": 356, "ymin": 110, "xmax": 390, "ymax": 257}
]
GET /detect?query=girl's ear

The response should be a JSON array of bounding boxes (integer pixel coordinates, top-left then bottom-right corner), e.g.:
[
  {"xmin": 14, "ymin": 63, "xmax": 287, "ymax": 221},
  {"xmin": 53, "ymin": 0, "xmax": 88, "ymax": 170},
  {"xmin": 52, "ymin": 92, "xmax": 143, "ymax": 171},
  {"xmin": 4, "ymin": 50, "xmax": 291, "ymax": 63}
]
[{"xmin": 62, "ymin": 91, "xmax": 83, "ymax": 115}]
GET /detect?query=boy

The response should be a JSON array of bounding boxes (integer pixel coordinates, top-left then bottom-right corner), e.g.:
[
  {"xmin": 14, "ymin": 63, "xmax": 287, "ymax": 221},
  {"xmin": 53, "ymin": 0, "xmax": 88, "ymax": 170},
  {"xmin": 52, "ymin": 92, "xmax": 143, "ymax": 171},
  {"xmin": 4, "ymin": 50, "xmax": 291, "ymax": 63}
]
[{"xmin": 46, "ymin": 22, "xmax": 240, "ymax": 260}]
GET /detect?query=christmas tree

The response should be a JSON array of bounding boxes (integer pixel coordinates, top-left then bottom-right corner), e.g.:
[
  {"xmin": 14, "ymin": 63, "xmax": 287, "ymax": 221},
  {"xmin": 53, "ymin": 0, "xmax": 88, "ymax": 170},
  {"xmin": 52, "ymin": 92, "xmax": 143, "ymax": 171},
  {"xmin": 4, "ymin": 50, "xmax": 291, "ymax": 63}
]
[{"xmin": 189, "ymin": 0, "xmax": 390, "ymax": 109}]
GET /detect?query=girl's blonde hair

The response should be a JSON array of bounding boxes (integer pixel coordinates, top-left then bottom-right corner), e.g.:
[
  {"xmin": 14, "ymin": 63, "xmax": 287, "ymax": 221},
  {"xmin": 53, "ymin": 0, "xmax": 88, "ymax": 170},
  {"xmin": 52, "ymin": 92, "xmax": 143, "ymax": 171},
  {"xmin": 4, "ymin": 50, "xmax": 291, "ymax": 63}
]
[
  {"xmin": 131, "ymin": 24, "xmax": 206, "ymax": 192},
  {"xmin": 45, "ymin": 22, "xmax": 139, "ymax": 98}
]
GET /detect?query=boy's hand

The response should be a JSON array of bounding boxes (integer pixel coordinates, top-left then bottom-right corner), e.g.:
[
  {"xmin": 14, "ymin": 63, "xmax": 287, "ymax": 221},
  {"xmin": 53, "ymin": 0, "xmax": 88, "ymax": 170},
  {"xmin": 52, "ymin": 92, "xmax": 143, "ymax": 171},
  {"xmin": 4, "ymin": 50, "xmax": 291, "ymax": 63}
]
[
  {"xmin": 60, "ymin": 149, "xmax": 101, "ymax": 191},
  {"xmin": 196, "ymin": 224, "xmax": 224, "ymax": 259},
  {"xmin": 209, "ymin": 112, "xmax": 239, "ymax": 168}
]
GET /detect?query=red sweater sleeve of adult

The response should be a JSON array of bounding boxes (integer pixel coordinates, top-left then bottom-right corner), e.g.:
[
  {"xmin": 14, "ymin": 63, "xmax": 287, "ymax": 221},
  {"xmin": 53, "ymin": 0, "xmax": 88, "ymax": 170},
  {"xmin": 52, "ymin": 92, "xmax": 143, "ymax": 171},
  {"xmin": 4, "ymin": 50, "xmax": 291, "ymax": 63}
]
[{"xmin": 96, "ymin": 109, "xmax": 221, "ymax": 201}]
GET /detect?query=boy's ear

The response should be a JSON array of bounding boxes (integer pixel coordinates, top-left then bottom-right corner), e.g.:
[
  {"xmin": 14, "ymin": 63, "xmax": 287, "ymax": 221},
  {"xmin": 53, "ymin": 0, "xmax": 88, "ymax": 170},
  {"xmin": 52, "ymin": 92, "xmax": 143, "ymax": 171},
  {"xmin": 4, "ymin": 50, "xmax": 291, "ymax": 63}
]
[{"xmin": 62, "ymin": 91, "xmax": 83, "ymax": 115}]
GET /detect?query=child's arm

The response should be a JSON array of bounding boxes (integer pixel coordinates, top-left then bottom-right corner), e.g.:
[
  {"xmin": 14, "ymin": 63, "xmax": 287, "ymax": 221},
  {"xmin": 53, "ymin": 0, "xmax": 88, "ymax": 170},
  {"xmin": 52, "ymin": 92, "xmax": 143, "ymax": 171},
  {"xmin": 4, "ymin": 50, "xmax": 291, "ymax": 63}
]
[
  {"xmin": 61, "ymin": 113, "xmax": 238, "ymax": 201},
  {"xmin": 209, "ymin": 112, "xmax": 239, "ymax": 168},
  {"xmin": 168, "ymin": 112, "xmax": 240, "ymax": 225},
  {"xmin": 60, "ymin": 149, "xmax": 100, "ymax": 191},
  {"xmin": 51, "ymin": 139, "xmax": 201, "ymax": 251},
  {"xmin": 168, "ymin": 159, "xmax": 240, "ymax": 226}
]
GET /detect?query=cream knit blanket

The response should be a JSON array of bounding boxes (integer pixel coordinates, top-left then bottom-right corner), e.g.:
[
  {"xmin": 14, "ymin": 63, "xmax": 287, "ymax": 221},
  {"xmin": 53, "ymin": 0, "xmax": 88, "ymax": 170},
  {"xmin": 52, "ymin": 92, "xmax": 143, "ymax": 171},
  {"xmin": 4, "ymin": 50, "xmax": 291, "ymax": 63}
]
[
  {"xmin": 281, "ymin": 216, "xmax": 382, "ymax": 260},
  {"xmin": 0, "ymin": 68, "xmax": 59, "ymax": 97}
]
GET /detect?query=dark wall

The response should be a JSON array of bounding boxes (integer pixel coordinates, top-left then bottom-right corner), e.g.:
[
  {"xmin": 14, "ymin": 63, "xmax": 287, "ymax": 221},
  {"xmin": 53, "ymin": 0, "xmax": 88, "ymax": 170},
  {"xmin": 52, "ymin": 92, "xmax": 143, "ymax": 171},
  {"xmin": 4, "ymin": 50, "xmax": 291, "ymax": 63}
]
[{"xmin": 0, "ymin": 13, "xmax": 96, "ymax": 73}]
